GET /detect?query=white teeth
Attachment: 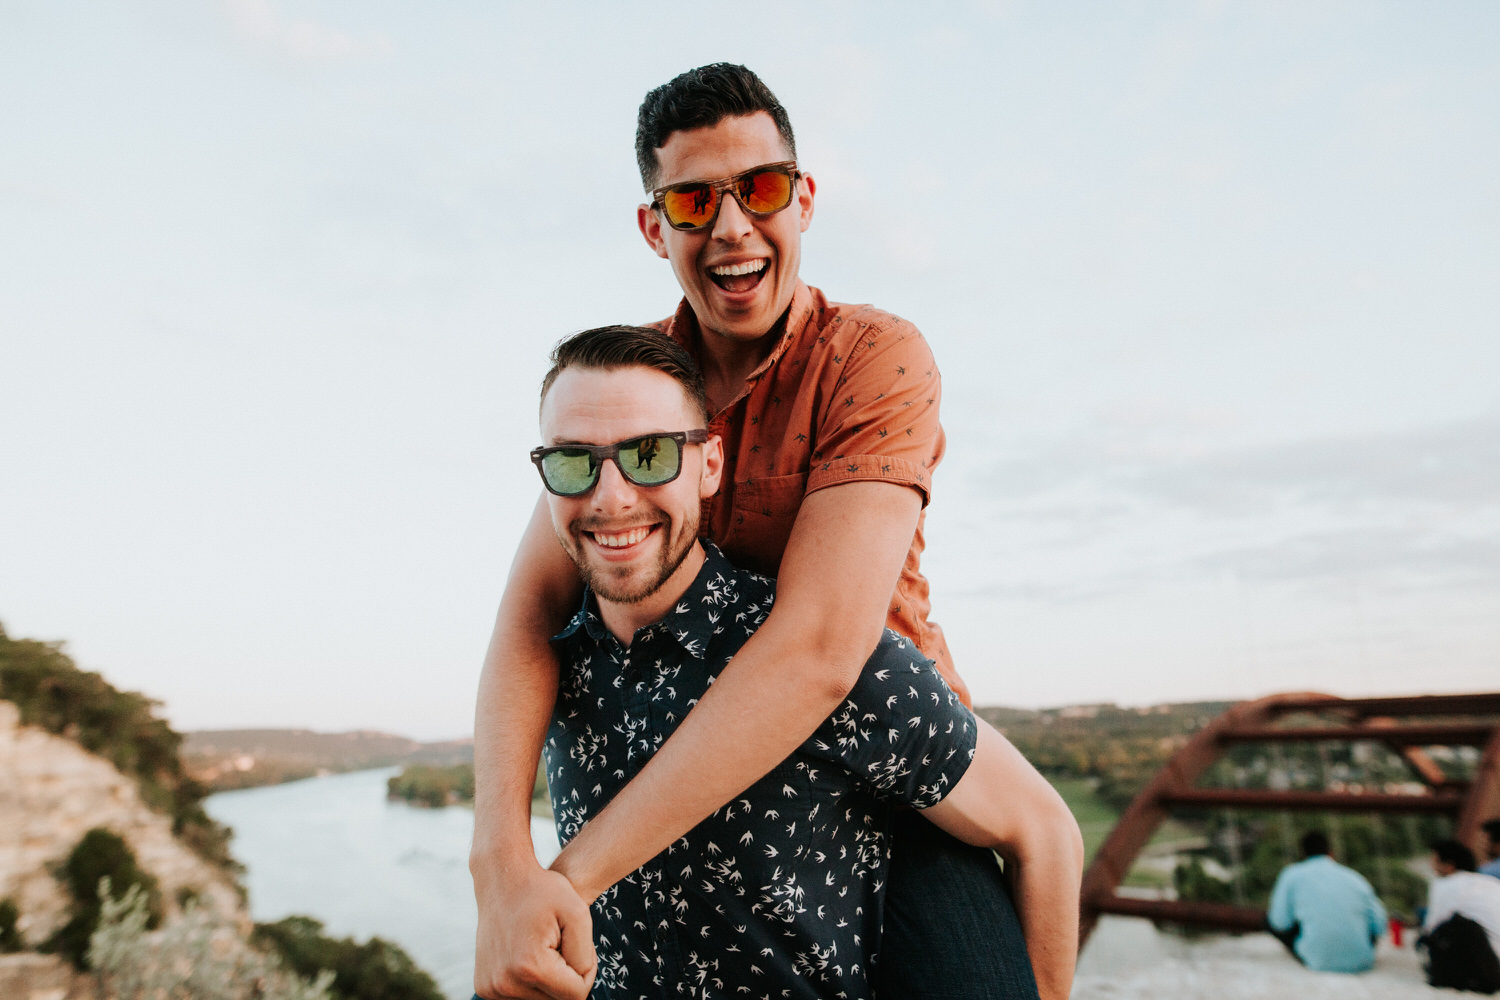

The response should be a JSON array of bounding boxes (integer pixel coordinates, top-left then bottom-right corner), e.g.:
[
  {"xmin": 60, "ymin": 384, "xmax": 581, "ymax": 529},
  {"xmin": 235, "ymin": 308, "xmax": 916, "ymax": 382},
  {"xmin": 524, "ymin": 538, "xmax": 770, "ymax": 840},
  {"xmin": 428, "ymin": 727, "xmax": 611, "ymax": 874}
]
[
  {"xmin": 710, "ymin": 259, "xmax": 767, "ymax": 277},
  {"xmin": 594, "ymin": 526, "xmax": 652, "ymax": 548}
]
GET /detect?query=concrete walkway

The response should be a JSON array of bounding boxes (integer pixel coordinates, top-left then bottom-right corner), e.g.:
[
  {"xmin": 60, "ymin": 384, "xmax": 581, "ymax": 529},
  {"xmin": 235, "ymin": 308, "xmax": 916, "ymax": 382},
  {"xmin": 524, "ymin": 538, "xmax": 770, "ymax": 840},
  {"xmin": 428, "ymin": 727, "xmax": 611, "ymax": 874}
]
[{"xmin": 1074, "ymin": 915, "xmax": 1459, "ymax": 998}]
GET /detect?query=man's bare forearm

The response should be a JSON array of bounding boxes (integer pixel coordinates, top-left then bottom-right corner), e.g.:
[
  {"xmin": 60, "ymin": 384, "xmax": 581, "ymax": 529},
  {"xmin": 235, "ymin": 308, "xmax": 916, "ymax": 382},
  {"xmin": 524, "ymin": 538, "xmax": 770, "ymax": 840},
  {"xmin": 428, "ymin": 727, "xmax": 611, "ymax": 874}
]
[
  {"xmin": 549, "ymin": 481, "xmax": 924, "ymax": 901},
  {"xmin": 470, "ymin": 499, "xmax": 581, "ymax": 881},
  {"xmin": 1005, "ymin": 822, "xmax": 1083, "ymax": 1000},
  {"xmin": 470, "ymin": 633, "xmax": 559, "ymax": 873}
]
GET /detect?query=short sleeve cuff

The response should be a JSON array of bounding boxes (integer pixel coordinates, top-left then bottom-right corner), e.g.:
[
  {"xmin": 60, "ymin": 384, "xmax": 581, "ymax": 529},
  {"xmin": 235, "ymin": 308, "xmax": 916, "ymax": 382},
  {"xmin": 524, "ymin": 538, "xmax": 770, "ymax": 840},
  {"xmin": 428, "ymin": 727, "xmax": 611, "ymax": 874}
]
[{"xmin": 806, "ymin": 454, "xmax": 933, "ymax": 506}]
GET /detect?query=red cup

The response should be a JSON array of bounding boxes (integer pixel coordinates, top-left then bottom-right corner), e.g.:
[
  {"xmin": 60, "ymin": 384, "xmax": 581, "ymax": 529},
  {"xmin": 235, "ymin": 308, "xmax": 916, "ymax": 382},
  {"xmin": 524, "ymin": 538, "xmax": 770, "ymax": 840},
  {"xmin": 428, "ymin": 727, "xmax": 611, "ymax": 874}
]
[{"xmin": 1389, "ymin": 917, "xmax": 1404, "ymax": 947}]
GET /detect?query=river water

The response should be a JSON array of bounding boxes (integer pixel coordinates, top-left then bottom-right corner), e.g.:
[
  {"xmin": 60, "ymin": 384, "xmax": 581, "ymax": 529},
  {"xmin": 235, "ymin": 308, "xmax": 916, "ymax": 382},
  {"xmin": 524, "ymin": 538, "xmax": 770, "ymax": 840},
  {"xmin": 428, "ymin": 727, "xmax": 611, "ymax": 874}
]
[
  {"xmin": 206, "ymin": 770, "xmax": 1441, "ymax": 1000},
  {"xmin": 205, "ymin": 767, "xmax": 559, "ymax": 1000}
]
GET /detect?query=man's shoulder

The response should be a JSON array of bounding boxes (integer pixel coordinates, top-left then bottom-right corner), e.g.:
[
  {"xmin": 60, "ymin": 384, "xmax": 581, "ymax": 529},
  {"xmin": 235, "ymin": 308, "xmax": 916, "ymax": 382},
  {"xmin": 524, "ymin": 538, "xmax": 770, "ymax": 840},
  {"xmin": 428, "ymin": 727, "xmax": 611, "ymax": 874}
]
[
  {"xmin": 854, "ymin": 627, "xmax": 964, "ymax": 707},
  {"xmin": 1279, "ymin": 857, "xmax": 1319, "ymax": 883},
  {"xmin": 1454, "ymin": 871, "xmax": 1500, "ymax": 896},
  {"xmin": 866, "ymin": 625, "xmax": 928, "ymax": 663},
  {"xmin": 804, "ymin": 289, "xmax": 924, "ymax": 345}
]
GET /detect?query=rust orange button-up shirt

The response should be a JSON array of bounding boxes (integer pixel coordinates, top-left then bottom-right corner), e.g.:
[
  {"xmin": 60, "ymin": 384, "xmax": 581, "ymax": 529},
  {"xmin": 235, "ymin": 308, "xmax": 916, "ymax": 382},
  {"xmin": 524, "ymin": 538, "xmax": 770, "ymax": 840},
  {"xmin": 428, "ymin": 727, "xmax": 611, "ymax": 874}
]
[{"xmin": 654, "ymin": 281, "xmax": 967, "ymax": 705}]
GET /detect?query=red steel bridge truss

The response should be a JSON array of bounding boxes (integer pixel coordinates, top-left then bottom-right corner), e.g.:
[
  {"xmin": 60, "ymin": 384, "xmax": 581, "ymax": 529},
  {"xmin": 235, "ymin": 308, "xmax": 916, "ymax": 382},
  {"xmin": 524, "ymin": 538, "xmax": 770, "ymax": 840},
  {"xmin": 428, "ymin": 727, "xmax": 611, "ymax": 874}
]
[{"xmin": 1078, "ymin": 691, "xmax": 1500, "ymax": 945}]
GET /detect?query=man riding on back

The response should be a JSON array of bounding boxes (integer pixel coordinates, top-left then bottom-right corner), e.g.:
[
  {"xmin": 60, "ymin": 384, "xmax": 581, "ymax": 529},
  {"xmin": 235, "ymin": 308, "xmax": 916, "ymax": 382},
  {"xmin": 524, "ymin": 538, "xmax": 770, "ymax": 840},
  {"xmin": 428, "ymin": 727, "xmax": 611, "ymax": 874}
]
[{"xmin": 470, "ymin": 64, "xmax": 1075, "ymax": 1000}]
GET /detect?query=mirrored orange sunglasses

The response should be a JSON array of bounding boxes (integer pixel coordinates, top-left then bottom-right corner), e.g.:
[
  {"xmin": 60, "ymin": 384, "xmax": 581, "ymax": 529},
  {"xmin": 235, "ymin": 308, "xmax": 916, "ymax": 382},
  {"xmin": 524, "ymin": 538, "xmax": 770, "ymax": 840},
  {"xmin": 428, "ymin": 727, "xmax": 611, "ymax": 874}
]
[{"xmin": 649, "ymin": 161, "xmax": 800, "ymax": 231}]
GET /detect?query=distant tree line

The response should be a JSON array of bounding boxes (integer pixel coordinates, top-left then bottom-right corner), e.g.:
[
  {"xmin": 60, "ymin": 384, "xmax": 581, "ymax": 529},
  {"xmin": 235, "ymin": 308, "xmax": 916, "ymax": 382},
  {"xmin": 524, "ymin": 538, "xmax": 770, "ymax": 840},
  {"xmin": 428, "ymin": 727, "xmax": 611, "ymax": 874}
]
[
  {"xmin": 386, "ymin": 761, "xmax": 549, "ymax": 814},
  {"xmin": 977, "ymin": 702, "xmax": 1232, "ymax": 813},
  {"xmin": 386, "ymin": 764, "xmax": 475, "ymax": 808}
]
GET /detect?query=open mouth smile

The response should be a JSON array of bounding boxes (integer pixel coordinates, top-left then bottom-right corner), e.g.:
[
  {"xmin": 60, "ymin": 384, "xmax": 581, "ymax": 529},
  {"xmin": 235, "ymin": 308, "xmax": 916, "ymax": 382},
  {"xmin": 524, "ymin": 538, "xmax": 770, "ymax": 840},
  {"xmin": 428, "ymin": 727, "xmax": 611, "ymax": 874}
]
[{"xmin": 708, "ymin": 258, "xmax": 768, "ymax": 294}]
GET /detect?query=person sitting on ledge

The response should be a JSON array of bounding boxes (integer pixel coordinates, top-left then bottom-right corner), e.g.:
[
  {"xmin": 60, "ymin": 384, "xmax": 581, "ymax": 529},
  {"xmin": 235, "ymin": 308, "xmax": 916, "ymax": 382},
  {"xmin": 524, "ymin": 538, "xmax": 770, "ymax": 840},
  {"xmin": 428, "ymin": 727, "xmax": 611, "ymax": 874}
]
[
  {"xmin": 1420, "ymin": 839, "xmax": 1500, "ymax": 994},
  {"xmin": 1479, "ymin": 820, "xmax": 1500, "ymax": 880},
  {"xmin": 500, "ymin": 324, "xmax": 1083, "ymax": 1000},
  {"xmin": 1266, "ymin": 830, "xmax": 1386, "ymax": 973}
]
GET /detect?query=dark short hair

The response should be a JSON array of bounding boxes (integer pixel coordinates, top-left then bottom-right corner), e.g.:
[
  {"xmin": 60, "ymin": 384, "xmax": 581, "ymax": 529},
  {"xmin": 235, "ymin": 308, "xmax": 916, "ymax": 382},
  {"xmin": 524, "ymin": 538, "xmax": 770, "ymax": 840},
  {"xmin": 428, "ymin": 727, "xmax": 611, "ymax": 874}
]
[
  {"xmin": 540, "ymin": 325, "xmax": 709, "ymax": 424},
  {"xmin": 636, "ymin": 63, "xmax": 797, "ymax": 189},
  {"xmin": 1300, "ymin": 831, "xmax": 1330, "ymax": 859},
  {"xmin": 1433, "ymin": 839, "xmax": 1478, "ymax": 872}
]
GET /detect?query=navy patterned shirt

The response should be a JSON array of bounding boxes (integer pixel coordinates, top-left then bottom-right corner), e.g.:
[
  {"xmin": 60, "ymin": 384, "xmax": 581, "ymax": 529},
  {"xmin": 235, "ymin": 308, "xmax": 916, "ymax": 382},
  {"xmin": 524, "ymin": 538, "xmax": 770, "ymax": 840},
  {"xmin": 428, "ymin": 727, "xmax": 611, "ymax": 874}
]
[{"xmin": 544, "ymin": 542, "xmax": 977, "ymax": 1000}]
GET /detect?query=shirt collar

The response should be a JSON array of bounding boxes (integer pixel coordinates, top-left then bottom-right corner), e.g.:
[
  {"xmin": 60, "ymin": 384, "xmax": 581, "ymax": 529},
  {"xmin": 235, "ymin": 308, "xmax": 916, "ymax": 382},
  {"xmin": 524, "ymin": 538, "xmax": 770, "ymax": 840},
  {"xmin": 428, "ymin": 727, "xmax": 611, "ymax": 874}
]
[
  {"xmin": 551, "ymin": 541, "xmax": 738, "ymax": 660},
  {"xmin": 667, "ymin": 281, "xmax": 814, "ymax": 388}
]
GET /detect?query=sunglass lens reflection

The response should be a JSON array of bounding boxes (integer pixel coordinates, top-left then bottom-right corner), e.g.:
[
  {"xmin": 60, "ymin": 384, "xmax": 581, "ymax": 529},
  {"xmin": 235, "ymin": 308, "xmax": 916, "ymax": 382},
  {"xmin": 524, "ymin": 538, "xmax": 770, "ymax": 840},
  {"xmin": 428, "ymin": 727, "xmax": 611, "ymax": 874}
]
[
  {"xmin": 541, "ymin": 449, "xmax": 597, "ymax": 495},
  {"xmin": 619, "ymin": 435, "xmax": 680, "ymax": 485},
  {"xmin": 739, "ymin": 169, "xmax": 793, "ymax": 213},
  {"xmin": 662, "ymin": 184, "xmax": 718, "ymax": 229}
]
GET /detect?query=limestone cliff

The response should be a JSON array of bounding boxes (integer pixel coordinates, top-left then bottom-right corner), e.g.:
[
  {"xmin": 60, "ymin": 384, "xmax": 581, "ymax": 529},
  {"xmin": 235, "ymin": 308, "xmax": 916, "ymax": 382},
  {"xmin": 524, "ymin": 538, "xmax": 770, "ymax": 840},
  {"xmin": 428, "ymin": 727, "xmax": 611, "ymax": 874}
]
[{"xmin": 0, "ymin": 699, "xmax": 244, "ymax": 948}]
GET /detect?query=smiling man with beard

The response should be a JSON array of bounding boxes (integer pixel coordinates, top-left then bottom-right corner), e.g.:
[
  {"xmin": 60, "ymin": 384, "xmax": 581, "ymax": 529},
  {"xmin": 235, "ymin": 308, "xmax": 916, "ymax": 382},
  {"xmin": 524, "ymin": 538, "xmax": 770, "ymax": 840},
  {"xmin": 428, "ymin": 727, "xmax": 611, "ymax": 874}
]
[
  {"xmin": 471, "ymin": 65, "xmax": 1077, "ymax": 1000},
  {"xmin": 512, "ymin": 325, "xmax": 1079, "ymax": 1000}
]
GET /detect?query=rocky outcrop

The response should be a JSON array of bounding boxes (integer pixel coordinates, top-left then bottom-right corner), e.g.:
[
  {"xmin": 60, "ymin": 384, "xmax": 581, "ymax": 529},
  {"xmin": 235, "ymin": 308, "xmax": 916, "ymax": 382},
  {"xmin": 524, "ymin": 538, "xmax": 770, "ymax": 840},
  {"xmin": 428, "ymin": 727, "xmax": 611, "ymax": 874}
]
[
  {"xmin": 0, "ymin": 700, "xmax": 243, "ymax": 947},
  {"xmin": 0, "ymin": 952, "xmax": 96, "ymax": 1000}
]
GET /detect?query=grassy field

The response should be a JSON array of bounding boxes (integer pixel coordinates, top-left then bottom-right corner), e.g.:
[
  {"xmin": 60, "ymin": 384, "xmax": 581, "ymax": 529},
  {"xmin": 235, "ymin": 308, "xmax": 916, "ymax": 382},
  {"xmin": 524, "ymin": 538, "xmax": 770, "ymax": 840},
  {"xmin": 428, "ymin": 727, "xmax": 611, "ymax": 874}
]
[
  {"xmin": 1047, "ymin": 777, "xmax": 1197, "ymax": 889},
  {"xmin": 1049, "ymin": 778, "xmax": 1120, "ymax": 863}
]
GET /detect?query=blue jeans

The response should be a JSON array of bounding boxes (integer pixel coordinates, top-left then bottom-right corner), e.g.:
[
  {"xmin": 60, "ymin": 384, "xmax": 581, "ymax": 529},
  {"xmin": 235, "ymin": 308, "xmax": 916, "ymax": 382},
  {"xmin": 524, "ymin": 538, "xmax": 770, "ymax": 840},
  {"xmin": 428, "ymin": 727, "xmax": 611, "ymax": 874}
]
[{"xmin": 875, "ymin": 808, "xmax": 1040, "ymax": 1000}]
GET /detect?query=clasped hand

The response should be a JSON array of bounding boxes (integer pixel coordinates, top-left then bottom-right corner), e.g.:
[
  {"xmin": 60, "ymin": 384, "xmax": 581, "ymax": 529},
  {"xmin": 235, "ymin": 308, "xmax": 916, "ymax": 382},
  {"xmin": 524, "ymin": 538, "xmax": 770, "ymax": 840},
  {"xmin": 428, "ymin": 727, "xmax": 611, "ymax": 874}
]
[{"xmin": 474, "ymin": 864, "xmax": 597, "ymax": 1000}]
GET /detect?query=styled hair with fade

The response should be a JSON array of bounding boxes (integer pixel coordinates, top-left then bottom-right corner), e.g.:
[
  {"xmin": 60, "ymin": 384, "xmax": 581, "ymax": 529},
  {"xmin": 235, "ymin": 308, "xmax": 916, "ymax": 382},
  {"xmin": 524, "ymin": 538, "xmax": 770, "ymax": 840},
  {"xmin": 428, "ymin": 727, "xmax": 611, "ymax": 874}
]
[
  {"xmin": 635, "ymin": 63, "xmax": 796, "ymax": 189},
  {"xmin": 540, "ymin": 325, "xmax": 709, "ymax": 424}
]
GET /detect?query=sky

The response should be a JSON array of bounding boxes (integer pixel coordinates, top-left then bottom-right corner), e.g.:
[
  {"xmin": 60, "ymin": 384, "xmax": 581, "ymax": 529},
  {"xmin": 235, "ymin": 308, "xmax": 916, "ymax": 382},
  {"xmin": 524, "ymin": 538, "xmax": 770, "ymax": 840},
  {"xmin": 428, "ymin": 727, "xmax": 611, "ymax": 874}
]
[{"xmin": 1, "ymin": 1, "xmax": 1496, "ymax": 740}]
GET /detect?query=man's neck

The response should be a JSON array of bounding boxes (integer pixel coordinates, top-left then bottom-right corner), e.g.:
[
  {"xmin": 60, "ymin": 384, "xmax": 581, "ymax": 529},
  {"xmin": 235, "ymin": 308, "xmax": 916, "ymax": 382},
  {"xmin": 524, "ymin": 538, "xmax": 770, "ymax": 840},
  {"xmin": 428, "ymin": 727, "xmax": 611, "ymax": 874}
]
[
  {"xmin": 597, "ymin": 541, "xmax": 707, "ymax": 646},
  {"xmin": 692, "ymin": 300, "xmax": 796, "ymax": 413},
  {"xmin": 695, "ymin": 335, "xmax": 774, "ymax": 414}
]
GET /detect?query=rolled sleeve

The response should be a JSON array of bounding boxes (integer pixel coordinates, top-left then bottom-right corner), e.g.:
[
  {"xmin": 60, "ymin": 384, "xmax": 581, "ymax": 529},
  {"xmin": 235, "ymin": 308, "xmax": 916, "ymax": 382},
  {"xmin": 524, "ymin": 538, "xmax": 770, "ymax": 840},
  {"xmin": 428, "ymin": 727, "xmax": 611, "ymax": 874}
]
[{"xmin": 806, "ymin": 319, "xmax": 944, "ymax": 506}]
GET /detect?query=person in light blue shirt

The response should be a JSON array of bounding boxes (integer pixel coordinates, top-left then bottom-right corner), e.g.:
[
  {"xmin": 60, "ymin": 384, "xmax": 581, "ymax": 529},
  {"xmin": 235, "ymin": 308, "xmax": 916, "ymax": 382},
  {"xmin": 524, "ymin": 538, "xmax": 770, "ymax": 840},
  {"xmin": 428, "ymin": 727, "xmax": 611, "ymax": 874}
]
[
  {"xmin": 1267, "ymin": 830, "xmax": 1387, "ymax": 973},
  {"xmin": 1479, "ymin": 820, "xmax": 1500, "ymax": 879}
]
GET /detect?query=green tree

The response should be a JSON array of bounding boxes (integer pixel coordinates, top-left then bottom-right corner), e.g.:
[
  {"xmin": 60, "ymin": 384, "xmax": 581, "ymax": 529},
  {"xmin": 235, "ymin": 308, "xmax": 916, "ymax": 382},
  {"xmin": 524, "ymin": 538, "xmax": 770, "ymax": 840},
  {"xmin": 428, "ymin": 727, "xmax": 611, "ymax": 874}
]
[
  {"xmin": 45, "ymin": 827, "xmax": 162, "ymax": 968},
  {"xmin": 386, "ymin": 764, "xmax": 475, "ymax": 808},
  {"xmin": 0, "ymin": 897, "xmax": 22, "ymax": 952},
  {"xmin": 253, "ymin": 916, "xmax": 444, "ymax": 1000}
]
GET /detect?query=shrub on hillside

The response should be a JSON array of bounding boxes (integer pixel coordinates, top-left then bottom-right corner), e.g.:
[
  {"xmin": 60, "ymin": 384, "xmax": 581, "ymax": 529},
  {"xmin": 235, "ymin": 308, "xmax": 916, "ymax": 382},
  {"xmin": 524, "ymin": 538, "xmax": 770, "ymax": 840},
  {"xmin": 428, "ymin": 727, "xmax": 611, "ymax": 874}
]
[
  {"xmin": 252, "ymin": 915, "xmax": 444, "ymax": 1000},
  {"xmin": 0, "ymin": 896, "xmax": 22, "ymax": 952},
  {"xmin": 46, "ymin": 827, "xmax": 163, "ymax": 967},
  {"xmin": 90, "ymin": 880, "xmax": 334, "ymax": 1000},
  {"xmin": 0, "ymin": 622, "xmax": 238, "ymax": 874}
]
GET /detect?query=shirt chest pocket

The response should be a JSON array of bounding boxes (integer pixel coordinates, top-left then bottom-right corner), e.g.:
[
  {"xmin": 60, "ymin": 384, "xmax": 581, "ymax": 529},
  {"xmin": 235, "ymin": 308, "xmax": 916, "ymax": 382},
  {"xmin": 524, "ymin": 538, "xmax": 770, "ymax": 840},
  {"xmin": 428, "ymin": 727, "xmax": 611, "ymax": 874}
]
[{"xmin": 720, "ymin": 472, "xmax": 808, "ymax": 578}]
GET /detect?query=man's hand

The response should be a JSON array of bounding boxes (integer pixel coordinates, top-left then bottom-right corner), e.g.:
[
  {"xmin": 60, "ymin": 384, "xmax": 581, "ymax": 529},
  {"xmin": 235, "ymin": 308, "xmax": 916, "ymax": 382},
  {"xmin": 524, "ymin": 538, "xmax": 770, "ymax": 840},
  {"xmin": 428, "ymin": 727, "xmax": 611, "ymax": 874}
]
[{"xmin": 473, "ymin": 863, "xmax": 597, "ymax": 1000}]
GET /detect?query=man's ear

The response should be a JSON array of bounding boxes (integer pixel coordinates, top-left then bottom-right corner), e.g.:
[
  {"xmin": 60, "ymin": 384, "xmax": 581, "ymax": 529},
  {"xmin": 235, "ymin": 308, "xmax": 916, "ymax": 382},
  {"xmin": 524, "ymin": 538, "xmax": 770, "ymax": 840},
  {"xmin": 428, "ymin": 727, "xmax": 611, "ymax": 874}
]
[
  {"xmin": 699, "ymin": 433, "xmax": 725, "ymax": 498},
  {"xmin": 638, "ymin": 204, "xmax": 670, "ymax": 259},
  {"xmin": 797, "ymin": 172, "xmax": 816, "ymax": 234}
]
